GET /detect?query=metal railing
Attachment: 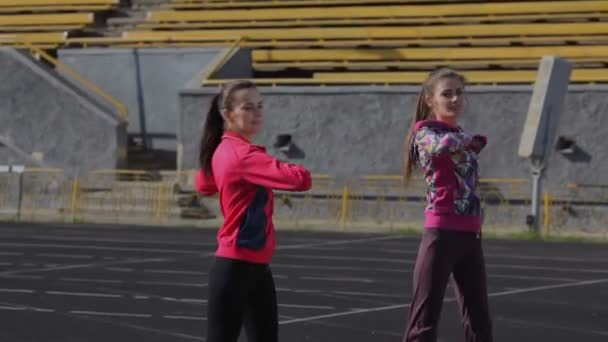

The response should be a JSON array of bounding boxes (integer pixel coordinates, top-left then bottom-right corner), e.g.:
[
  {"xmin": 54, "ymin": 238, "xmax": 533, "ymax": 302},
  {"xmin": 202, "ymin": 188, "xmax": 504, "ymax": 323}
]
[
  {"xmin": 26, "ymin": 44, "xmax": 129, "ymax": 119},
  {"xmin": 0, "ymin": 168, "xmax": 606, "ymax": 237},
  {"xmin": 200, "ymin": 36, "xmax": 245, "ymax": 85}
]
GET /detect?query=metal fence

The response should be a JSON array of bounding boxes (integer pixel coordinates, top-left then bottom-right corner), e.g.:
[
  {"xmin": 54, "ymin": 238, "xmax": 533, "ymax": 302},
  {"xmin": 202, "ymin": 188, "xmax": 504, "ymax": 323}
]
[
  {"xmin": 545, "ymin": 183, "xmax": 608, "ymax": 237},
  {"xmin": 273, "ymin": 175, "xmax": 534, "ymax": 233},
  {"xmin": 0, "ymin": 169, "xmax": 182, "ymax": 225},
  {"xmin": 0, "ymin": 168, "xmax": 606, "ymax": 237}
]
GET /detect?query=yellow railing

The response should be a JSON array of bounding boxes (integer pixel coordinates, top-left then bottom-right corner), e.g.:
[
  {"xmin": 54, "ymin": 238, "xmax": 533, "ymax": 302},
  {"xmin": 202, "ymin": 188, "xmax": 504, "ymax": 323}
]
[
  {"xmin": 544, "ymin": 183, "xmax": 608, "ymax": 238},
  {"xmin": 26, "ymin": 44, "xmax": 129, "ymax": 119},
  {"xmin": 200, "ymin": 36, "xmax": 245, "ymax": 85},
  {"xmin": 0, "ymin": 169, "xmax": 606, "ymax": 237},
  {"xmin": 165, "ymin": 0, "xmax": 459, "ymax": 9}
]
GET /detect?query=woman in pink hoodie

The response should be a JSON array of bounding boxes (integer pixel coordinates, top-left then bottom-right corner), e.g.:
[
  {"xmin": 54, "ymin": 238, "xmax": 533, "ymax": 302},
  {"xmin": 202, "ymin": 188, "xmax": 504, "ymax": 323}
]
[
  {"xmin": 402, "ymin": 68, "xmax": 493, "ymax": 342},
  {"xmin": 195, "ymin": 80, "xmax": 311, "ymax": 342}
]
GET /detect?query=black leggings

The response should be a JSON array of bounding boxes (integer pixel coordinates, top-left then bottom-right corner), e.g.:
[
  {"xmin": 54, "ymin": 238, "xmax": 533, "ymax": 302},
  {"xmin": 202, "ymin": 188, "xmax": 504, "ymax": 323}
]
[{"xmin": 206, "ymin": 256, "xmax": 278, "ymax": 342}]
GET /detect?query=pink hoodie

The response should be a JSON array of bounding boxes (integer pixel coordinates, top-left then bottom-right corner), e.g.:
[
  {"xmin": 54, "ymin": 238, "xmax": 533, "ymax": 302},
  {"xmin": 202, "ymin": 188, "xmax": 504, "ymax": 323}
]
[
  {"xmin": 195, "ymin": 131, "xmax": 311, "ymax": 264},
  {"xmin": 413, "ymin": 120, "xmax": 487, "ymax": 232}
]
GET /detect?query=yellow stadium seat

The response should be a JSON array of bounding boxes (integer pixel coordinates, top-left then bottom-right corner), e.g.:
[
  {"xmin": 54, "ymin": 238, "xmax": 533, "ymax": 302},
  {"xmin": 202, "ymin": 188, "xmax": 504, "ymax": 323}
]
[
  {"xmin": 253, "ymin": 58, "xmax": 608, "ymax": 72},
  {"xmin": 150, "ymin": 1, "xmax": 608, "ymax": 23},
  {"xmin": 166, "ymin": 0, "xmax": 454, "ymax": 9},
  {"xmin": 0, "ymin": 1, "xmax": 111, "ymax": 45},
  {"xmin": 139, "ymin": 12, "xmax": 608, "ymax": 30},
  {"xmin": 0, "ymin": 0, "xmax": 119, "ymax": 13},
  {"xmin": 0, "ymin": 0, "xmax": 118, "ymax": 7},
  {"xmin": 313, "ymin": 69, "xmax": 608, "ymax": 84},
  {"xmin": 0, "ymin": 13, "xmax": 93, "ymax": 27},
  {"xmin": 0, "ymin": 32, "xmax": 67, "ymax": 45},
  {"xmin": 253, "ymin": 46, "xmax": 608, "ymax": 63},
  {"xmin": 125, "ymin": 22, "xmax": 608, "ymax": 43}
]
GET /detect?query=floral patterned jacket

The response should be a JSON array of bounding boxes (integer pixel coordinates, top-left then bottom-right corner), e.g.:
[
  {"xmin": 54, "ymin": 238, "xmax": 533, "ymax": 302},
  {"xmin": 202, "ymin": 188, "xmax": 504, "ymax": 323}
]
[{"xmin": 412, "ymin": 120, "xmax": 487, "ymax": 232}]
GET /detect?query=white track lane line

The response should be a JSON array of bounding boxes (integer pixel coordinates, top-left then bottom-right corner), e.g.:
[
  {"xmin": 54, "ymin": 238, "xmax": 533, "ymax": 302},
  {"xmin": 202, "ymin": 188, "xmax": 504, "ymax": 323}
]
[
  {"xmin": 380, "ymin": 248, "xmax": 608, "ymax": 264},
  {"xmin": 300, "ymin": 276, "xmax": 376, "ymax": 283},
  {"xmin": 45, "ymin": 290, "xmax": 122, "ymax": 298},
  {"xmin": 0, "ymin": 301, "xmax": 54, "ymax": 313},
  {"xmin": 0, "ymin": 306, "xmax": 54, "ymax": 313},
  {"xmin": 0, "ymin": 252, "xmax": 23, "ymax": 256},
  {"xmin": 34, "ymin": 253, "xmax": 95, "ymax": 259},
  {"xmin": 281, "ymin": 254, "xmax": 410, "ymax": 264},
  {"xmin": 0, "ymin": 234, "xmax": 398, "ymax": 277},
  {"xmin": 169, "ymin": 298, "xmax": 207, "ymax": 304},
  {"xmin": 135, "ymin": 281, "xmax": 207, "ymax": 288},
  {"xmin": 0, "ymin": 242, "xmax": 200, "ymax": 254},
  {"xmin": 2, "ymin": 275, "xmax": 43, "ymax": 280},
  {"xmin": 0, "ymin": 257, "xmax": 174, "ymax": 277},
  {"xmin": 0, "ymin": 288, "xmax": 35, "ymax": 294},
  {"xmin": 278, "ymin": 304, "xmax": 335, "ymax": 310},
  {"xmin": 69, "ymin": 310, "xmax": 152, "ymax": 318},
  {"xmin": 279, "ymin": 277, "xmax": 608, "ymax": 325},
  {"xmin": 163, "ymin": 315, "xmax": 206, "ymax": 321},
  {"xmin": 59, "ymin": 277, "xmax": 123, "ymax": 284},
  {"xmin": 273, "ymin": 262, "xmax": 604, "ymax": 284},
  {"xmin": 32, "ymin": 235, "xmax": 218, "ymax": 247},
  {"xmin": 499, "ymin": 317, "xmax": 608, "ymax": 337},
  {"xmin": 142, "ymin": 269, "xmax": 202, "ymax": 276},
  {"xmin": 331, "ymin": 291, "xmax": 406, "ymax": 299},
  {"xmin": 276, "ymin": 287, "xmax": 321, "ymax": 294},
  {"xmin": 105, "ymin": 267, "xmax": 134, "ymax": 272},
  {"xmin": 279, "ymin": 254, "xmax": 608, "ymax": 275},
  {"xmin": 489, "ymin": 274, "xmax": 579, "ymax": 282},
  {"xmin": 488, "ymin": 264, "xmax": 608, "ymax": 274},
  {"xmin": 276, "ymin": 235, "xmax": 403, "ymax": 250}
]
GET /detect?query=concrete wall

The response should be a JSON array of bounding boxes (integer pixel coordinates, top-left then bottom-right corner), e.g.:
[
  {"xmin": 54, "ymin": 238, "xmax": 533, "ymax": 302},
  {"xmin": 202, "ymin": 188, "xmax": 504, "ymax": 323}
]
[
  {"xmin": 0, "ymin": 48, "xmax": 126, "ymax": 177},
  {"xmin": 214, "ymin": 48, "xmax": 253, "ymax": 79},
  {"xmin": 0, "ymin": 135, "xmax": 44, "ymax": 167},
  {"xmin": 58, "ymin": 49, "xmax": 141, "ymax": 136},
  {"xmin": 178, "ymin": 85, "xmax": 608, "ymax": 193},
  {"xmin": 0, "ymin": 146, "xmax": 26, "ymax": 166},
  {"xmin": 58, "ymin": 48, "xmax": 249, "ymax": 150}
]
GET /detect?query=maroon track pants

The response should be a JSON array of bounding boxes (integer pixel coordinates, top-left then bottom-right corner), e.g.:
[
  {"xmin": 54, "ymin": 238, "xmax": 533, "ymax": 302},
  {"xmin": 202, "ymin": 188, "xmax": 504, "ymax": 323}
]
[{"xmin": 403, "ymin": 229, "xmax": 493, "ymax": 342}]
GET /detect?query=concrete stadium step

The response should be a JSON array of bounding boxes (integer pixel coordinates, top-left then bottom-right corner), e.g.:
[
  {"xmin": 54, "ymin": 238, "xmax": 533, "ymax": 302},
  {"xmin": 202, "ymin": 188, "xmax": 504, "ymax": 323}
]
[
  {"xmin": 107, "ymin": 16, "xmax": 146, "ymax": 25},
  {"xmin": 131, "ymin": 0, "xmax": 167, "ymax": 8},
  {"xmin": 95, "ymin": 0, "xmax": 169, "ymax": 36}
]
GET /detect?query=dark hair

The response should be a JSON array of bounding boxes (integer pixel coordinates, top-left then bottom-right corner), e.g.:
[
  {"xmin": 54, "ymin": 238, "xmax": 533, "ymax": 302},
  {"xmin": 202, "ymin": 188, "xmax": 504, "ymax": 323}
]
[
  {"xmin": 403, "ymin": 68, "xmax": 466, "ymax": 183},
  {"xmin": 199, "ymin": 80, "xmax": 257, "ymax": 176}
]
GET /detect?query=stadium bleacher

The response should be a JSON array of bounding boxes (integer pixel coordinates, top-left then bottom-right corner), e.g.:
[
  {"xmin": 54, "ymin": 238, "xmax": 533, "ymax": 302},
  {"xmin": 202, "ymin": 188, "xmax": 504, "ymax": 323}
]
[
  {"xmin": 313, "ymin": 69, "xmax": 608, "ymax": 84},
  {"xmin": 0, "ymin": 0, "xmax": 119, "ymax": 47},
  {"xmin": 252, "ymin": 46, "xmax": 608, "ymax": 71},
  {"xmin": 162, "ymin": 0, "xmax": 579, "ymax": 10},
  {"xmin": 0, "ymin": 0, "xmax": 119, "ymax": 13},
  {"xmin": 106, "ymin": 0, "xmax": 608, "ymax": 84},
  {"xmin": 3, "ymin": 0, "xmax": 608, "ymax": 83},
  {"xmin": 124, "ymin": 22, "xmax": 608, "ymax": 44},
  {"xmin": 0, "ymin": 32, "xmax": 68, "ymax": 48},
  {"xmin": 144, "ymin": 1, "xmax": 608, "ymax": 29}
]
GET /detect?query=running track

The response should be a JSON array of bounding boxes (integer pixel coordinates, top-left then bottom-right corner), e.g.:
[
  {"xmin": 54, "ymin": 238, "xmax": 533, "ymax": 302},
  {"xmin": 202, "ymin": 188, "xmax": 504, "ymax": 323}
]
[{"xmin": 0, "ymin": 222, "xmax": 607, "ymax": 342}]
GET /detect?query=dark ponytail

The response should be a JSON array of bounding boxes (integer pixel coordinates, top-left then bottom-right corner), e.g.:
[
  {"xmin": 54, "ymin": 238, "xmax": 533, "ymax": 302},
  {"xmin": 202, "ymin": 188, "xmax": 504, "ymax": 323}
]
[
  {"xmin": 403, "ymin": 68, "xmax": 466, "ymax": 184},
  {"xmin": 199, "ymin": 93, "xmax": 224, "ymax": 176},
  {"xmin": 198, "ymin": 80, "xmax": 257, "ymax": 177}
]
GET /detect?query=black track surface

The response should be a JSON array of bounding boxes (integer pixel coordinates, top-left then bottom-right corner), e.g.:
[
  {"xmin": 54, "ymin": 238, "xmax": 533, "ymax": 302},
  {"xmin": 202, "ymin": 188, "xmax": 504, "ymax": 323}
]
[{"xmin": 1, "ymin": 222, "xmax": 607, "ymax": 342}]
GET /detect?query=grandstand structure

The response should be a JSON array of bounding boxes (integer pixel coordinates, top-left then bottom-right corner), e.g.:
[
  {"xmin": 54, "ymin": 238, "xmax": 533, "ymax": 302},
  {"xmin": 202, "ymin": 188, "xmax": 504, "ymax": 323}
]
[
  {"xmin": 1, "ymin": 0, "xmax": 608, "ymax": 230},
  {"xmin": 2, "ymin": 0, "xmax": 608, "ymax": 84},
  {"xmin": 2, "ymin": 0, "xmax": 608, "ymax": 155},
  {"xmin": 0, "ymin": 0, "xmax": 120, "ymax": 47},
  {"xmin": 142, "ymin": 0, "xmax": 608, "ymax": 84}
]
